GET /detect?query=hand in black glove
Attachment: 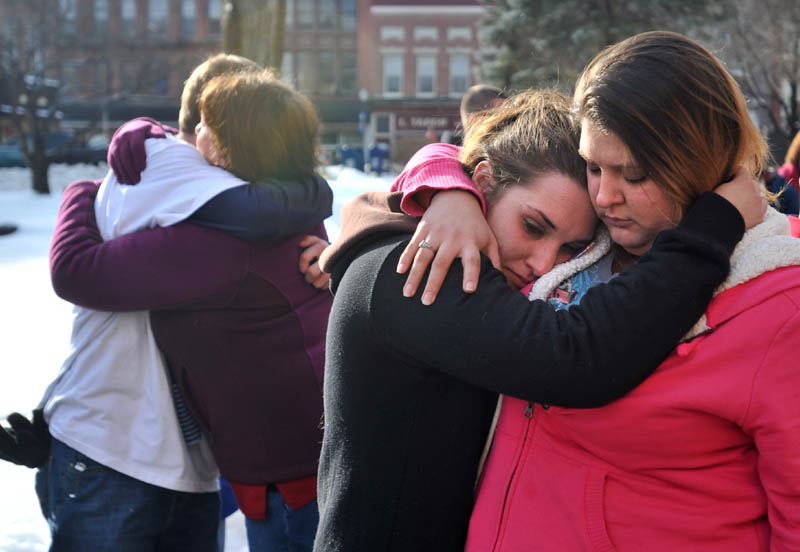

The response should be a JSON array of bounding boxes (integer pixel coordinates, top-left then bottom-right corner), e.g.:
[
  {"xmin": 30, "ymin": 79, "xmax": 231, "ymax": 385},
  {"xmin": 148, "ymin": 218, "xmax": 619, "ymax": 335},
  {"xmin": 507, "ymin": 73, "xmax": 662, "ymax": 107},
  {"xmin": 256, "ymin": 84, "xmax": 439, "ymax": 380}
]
[{"xmin": 0, "ymin": 409, "xmax": 51, "ymax": 468}]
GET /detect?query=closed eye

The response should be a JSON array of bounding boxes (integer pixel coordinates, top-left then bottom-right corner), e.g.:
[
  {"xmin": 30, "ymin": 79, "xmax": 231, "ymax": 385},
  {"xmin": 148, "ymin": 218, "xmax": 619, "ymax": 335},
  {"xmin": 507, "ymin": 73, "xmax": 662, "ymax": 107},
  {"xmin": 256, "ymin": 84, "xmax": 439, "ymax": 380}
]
[{"xmin": 523, "ymin": 219, "xmax": 544, "ymax": 236}]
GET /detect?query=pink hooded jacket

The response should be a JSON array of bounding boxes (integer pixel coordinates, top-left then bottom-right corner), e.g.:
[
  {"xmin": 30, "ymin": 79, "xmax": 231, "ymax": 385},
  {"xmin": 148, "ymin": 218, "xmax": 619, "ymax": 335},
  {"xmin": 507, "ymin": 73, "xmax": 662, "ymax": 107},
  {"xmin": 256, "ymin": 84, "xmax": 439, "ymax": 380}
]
[{"xmin": 466, "ymin": 216, "xmax": 800, "ymax": 551}]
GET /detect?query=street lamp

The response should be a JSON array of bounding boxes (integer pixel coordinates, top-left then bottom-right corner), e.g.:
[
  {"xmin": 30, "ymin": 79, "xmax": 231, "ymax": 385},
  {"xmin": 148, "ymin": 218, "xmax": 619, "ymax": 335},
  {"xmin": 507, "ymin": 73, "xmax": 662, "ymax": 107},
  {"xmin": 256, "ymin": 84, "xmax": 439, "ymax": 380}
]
[{"xmin": 358, "ymin": 88, "xmax": 370, "ymax": 172}]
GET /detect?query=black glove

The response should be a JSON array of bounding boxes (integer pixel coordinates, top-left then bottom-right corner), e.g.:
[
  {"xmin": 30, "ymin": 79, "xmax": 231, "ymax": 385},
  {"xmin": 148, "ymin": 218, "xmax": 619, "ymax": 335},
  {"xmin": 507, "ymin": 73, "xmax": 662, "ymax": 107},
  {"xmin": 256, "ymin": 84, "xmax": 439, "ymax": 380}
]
[{"xmin": 0, "ymin": 409, "xmax": 51, "ymax": 468}]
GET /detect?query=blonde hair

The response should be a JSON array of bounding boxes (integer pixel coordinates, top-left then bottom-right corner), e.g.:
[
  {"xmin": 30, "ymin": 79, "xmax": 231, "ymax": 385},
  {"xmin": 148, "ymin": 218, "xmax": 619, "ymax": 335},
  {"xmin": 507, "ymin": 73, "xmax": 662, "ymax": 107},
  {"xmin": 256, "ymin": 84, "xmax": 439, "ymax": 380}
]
[
  {"xmin": 199, "ymin": 70, "xmax": 319, "ymax": 182},
  {"xmin": 574, "ymin": 31, "xmax": 767, "ymax": 213},
  {"xmin": 785, "ymin": 130, "xmax": 800, "ymax": 166},
  {"xmin": 460, "ymin": 89, "xmax": 585, "ymax": 204},
  {"xmin": 178, "ymin": 53, "xmax": 263, "ymax": 135}
]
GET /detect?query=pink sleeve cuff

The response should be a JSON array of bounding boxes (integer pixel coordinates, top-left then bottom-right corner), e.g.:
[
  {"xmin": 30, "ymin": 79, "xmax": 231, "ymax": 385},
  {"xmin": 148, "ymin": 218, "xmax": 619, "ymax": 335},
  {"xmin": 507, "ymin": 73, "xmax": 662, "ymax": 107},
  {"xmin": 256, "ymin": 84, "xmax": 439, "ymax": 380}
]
[{"xmin": 390, "ymin": 143, "xmax": 487, "ymax": 217}]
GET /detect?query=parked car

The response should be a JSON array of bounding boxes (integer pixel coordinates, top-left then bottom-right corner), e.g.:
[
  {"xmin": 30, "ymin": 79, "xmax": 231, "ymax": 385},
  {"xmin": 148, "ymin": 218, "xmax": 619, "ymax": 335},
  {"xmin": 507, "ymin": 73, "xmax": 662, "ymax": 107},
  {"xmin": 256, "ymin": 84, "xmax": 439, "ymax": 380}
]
[
  {"xmin": 0, "ymin": 132, "xmax": 109, "ymax": 167},
  {"xmin": 0, "ymin": 143, "xmax": 27, "ymax": 168}
]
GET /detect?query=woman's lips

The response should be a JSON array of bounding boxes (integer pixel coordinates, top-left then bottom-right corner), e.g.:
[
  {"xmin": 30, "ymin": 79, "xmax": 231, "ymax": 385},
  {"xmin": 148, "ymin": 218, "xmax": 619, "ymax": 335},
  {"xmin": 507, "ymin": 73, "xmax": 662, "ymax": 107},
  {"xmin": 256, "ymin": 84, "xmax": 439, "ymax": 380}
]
[
  {"xmin": 504, "ymin": 269, "xmax": 528, "ymax": 290},
  {"xmin": 602, "ymin": 215, "xmax": 632, "ymax": 228}
]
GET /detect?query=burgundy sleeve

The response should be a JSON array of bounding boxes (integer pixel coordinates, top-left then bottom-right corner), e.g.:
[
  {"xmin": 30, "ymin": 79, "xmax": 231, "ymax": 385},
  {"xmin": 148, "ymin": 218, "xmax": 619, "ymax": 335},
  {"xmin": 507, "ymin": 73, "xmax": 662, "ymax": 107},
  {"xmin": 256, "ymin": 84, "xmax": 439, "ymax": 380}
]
[
  {"xmin": 50, "ymin": 180, "xmax": 249, "ymax": 311},
  {"xmin": 107, "ymin": 117, "xmax": 174, "ymax": 185},
  {"xmin": 389, "ymin": 143, "xmax": 487, "ymax": 216}
]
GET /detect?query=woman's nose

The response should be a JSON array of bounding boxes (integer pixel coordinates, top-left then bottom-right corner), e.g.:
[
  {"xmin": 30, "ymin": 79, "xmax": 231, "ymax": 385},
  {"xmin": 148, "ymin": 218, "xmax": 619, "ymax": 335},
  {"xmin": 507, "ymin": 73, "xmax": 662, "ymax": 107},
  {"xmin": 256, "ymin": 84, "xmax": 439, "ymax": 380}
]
[
  {"xmin": 195, "ymin": 122, "xmax": 202, "ymax": 135},
  {"xmin": 594, "ymin": 173, "xmax": 622, "ymax": 208},
  {"xmin": 526, "ymin": 243, "xmax": 559, "ymax": 278}
]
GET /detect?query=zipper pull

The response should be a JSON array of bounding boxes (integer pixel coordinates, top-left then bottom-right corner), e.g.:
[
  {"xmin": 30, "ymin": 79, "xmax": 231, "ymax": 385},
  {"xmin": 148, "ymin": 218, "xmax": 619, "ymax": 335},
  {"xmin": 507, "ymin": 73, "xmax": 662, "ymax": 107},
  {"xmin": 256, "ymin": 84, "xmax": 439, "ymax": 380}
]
[{"xmin": 524, "ymin": 402, "xmax": 534, "ymax": 418}]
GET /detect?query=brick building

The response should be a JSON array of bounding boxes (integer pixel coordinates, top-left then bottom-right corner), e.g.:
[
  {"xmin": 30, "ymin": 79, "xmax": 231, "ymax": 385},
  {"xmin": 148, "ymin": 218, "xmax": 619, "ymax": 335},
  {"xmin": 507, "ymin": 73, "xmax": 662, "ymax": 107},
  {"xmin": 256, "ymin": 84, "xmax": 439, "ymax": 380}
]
[
  {"xmin": 1, "ymin": 0, "xmax": 487, "ymax": 164},
  {"xmin": 0, "ymin": 0, "xmax": 225, "ymax": 139},
  {"xmin": 280, "ymin": 0, "xmax": 361, "ymax": 157},
  {"xmin": 358, "ymin": 0, "xmax": 486, "ymax": 161}
]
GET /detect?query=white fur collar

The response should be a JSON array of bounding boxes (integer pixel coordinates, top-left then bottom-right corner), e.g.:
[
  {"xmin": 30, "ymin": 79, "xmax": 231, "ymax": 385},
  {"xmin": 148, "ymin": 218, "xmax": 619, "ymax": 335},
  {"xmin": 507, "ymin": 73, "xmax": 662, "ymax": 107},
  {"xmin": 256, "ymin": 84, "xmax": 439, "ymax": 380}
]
[
  {"xmin": 527, "ymin": 225, "xmax": 612, "ymax": 302},
  {"xmin": 683, "ymin": 207, "xmax": 800, "ymax": 340}
]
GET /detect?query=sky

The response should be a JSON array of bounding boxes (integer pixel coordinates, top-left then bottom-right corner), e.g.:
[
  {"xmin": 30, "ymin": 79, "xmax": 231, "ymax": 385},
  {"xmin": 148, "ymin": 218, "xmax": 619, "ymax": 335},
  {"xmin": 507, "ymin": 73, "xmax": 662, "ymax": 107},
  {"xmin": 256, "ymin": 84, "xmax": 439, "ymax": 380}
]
[{"xmin": 0, "ymin": 162, "xmax": 391, "ymax": 551}]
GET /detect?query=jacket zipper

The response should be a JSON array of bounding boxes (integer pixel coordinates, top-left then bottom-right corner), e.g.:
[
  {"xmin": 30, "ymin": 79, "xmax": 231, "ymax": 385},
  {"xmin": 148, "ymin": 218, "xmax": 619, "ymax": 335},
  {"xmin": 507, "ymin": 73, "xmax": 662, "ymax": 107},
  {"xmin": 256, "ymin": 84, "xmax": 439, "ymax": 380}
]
[{"xmin": 492, "ymin": 401, "xmax": 536, "ymax": 550}]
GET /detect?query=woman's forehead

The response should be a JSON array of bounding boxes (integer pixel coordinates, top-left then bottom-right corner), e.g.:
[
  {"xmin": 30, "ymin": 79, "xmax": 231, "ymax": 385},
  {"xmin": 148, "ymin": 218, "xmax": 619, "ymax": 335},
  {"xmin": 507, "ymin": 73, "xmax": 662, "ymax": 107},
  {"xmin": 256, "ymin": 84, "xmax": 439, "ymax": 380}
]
[{"xmin": 578, "ymin": 120, "xmax": 638, "ymax": 168}]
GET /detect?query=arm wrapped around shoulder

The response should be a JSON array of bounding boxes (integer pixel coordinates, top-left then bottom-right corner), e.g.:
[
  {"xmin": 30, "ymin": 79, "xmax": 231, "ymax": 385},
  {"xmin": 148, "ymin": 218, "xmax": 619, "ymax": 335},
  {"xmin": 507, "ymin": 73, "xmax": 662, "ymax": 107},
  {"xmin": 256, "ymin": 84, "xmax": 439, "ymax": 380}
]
[{"xmin": 107, "ymin": 117, "xmax": 176, "ymax": 185}]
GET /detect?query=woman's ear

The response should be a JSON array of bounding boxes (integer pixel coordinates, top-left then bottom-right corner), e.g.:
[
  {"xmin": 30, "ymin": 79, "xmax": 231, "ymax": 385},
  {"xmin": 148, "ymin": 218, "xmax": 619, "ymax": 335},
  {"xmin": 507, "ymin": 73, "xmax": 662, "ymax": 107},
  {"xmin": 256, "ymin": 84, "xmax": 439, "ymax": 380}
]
[{"xmin": 472, "ymin": 160, "xmax": 494, "ymax": 194}]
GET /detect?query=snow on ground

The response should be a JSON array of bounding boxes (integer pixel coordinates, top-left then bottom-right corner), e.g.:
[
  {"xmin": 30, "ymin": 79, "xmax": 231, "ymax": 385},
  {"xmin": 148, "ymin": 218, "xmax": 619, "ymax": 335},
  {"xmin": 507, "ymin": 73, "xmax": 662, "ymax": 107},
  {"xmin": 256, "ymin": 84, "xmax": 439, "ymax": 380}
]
[{"xmin": 0, "ymin": 163, "xmax": 392, "ymax": 551}]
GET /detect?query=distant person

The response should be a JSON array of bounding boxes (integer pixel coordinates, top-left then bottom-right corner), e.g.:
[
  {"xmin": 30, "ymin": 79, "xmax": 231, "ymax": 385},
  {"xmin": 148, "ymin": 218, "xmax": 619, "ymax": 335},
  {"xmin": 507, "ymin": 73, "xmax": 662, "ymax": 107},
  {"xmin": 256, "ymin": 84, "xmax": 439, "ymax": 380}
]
[
  {"xmin": 763, "ymin": 168, "xmax": 799, "ymax": 215},
  {"xmin": 447, "ymin": 84, "xmax": 508, "ymax": 145},
  {"xmin": 460, "ymin": 84, "xmax": 509, "ymax": 129},
  {"xmin": 778, "ymin": 127, "xmax": 800, "ymax": 196}
]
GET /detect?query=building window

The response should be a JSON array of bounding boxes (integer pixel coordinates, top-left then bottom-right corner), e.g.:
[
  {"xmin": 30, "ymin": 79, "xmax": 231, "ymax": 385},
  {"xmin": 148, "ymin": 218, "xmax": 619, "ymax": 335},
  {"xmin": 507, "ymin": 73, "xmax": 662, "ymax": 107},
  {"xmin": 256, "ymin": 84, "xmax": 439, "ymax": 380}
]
[
  {"xmin": 447, "ymin": 26, "xmax": 472, "ymax": 42},
  {"xmin": 318, "ymin": 52, "xmax": 336, "ymax": 95},
  {"xmin": 285, "ymin": 0, "xmax": 294, "ymax": 29},
  {"xmin": 60, "ymin": 61, "xmax": 80, "ymax": 99},
  {"xmin": 61, "ymin": 0, "xmax": 77, "ymax": 36},
  {"xmin": 413, "ymin": 26, "xmax": 438, "ymax": 42},
  {"xmin": 380, "ymin": 26, "xmax": 404, "ymax": 42},
  {"xmin": 319, "ymin": 0, "xmax": 336, "ymax": 29},
  {"xmin": 95, "ymin": 60, "xmax": 110, "ymax": 94},
  {"xmin": 94, "ymin": 0, "xmax": 109, "ymax": 40},
  {"xmin": 280, "ymin": 51, "xmax": 294, "ymax": 85},
  {"xmin": 148, "ymin": 60, "xmax": 169, "ymax": 95},
  {"xmin": 449, "ymin": 54, "xmax": 469, "ymax": 95},
  {"xmin": 375, "ymin": 113, "xmax": 391, "ymax": 134},
  {"xmin": 339, "ymin": 51, "xmax": 357, "ymax": 96},
  {"xmin": 121, "ymin": 0, "xmax": 136, "ymax": 39},
  {"xmin": 181, "ymin": 0, "xmax": 196, "ymax": 39},
  {"xmin": 148, "ymin": 0, "xmax": 169, "ymax": 40},
  {"xmin": 120, "ymin": 60, "xmax": 139, "ymax": 93},
  {"xmin": 340, "ymin": 0, "xmax": 356, "ymax": 31},
  {"xmin": 297, "ymin": 0, "xmax": 313, "ymax": 28},
  {"xmin": 208, "ymin": 0, "xmax": 221, "ymax": 37},
  {"xmin": 382, "ymin": 54, "xmax": 403, "ymax": 97},
  {"xmin": 416, "ymin": 55, "xmax": 436, "ymax": 96},
  {"xmin": 296, "ymin": 52, "xmax": 316, "ymax": 93}
]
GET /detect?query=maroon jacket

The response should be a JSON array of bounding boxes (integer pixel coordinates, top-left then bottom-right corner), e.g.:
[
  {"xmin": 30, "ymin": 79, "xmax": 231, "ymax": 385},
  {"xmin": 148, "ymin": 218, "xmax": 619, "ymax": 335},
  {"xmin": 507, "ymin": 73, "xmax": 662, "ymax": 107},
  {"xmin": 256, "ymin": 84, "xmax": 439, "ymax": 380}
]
[{"xmin": 50, "ymin": 180, "xmax": 331, "ymax": 485}]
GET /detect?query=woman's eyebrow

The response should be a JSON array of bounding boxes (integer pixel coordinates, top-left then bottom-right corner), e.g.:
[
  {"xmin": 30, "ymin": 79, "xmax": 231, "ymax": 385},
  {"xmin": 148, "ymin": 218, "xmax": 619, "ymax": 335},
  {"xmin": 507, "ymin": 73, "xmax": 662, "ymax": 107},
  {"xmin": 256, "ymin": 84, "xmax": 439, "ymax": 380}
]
[
  {"xmin": 534, "ymin": 209, "xmax": 557, "ymax": 230},
  {"xmin": 578, "ymin": 149, "xmax": 640, "ymax": 171}
]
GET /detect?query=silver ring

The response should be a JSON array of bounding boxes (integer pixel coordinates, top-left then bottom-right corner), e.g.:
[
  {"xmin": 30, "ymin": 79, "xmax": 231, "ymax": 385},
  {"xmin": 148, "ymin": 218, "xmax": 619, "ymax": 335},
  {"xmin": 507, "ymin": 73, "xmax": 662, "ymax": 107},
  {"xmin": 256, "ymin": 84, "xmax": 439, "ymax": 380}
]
[{"xmin": 418, "ymin": 239, "xmax": 434, "ymax": 251}]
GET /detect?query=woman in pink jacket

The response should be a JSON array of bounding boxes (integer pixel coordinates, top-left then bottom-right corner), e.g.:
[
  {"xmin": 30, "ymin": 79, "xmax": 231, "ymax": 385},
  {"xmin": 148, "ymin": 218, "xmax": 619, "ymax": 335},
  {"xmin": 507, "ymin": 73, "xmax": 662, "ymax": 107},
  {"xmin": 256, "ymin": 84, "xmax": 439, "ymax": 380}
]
[{"xmin": 400, "ymin": 31, "xmax": 800, "ymax": 550}]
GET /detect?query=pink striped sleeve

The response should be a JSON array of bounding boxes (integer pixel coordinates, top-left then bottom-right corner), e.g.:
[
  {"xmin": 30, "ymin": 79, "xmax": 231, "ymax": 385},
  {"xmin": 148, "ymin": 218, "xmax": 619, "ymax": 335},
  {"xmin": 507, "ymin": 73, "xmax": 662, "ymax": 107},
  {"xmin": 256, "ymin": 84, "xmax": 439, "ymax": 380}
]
[{"xmin": 390, "ymin": 143, "xmax": 486, "ymax": 216}]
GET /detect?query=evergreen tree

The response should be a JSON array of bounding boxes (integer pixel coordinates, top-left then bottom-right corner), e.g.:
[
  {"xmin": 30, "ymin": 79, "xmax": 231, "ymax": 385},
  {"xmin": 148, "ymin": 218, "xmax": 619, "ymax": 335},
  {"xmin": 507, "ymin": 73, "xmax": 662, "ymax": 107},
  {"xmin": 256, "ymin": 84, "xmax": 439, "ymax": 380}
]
[{"xmin": 478, "ymin": 0, "xmax": 725, "ymax": 92}]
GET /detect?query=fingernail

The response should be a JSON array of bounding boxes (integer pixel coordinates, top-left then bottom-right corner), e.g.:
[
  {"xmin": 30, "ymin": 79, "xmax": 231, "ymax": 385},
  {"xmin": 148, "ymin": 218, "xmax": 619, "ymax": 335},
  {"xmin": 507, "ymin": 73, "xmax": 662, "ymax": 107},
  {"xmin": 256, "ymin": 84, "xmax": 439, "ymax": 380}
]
[
  {"xmin": 403, "ymin": 285, "xmax": 413, "ymax": 297},
  {"xmin": 422, "ymin": 292, "xmax": 434, "ymax": 305},
  {"xmin": 464, "ymin": 281, "xmax": 475, "ymax": 292},
  {"xmin": 396, "ymin": 261, "xmax": 406, "ymax": 273}
]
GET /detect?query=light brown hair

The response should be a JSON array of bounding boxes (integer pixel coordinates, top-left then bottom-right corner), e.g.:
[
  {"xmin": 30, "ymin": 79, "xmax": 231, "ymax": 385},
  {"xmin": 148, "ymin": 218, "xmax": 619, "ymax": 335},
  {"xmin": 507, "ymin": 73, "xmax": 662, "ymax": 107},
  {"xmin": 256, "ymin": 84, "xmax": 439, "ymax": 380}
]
[
  {"xmin": 574, "ymin": 31, "xmax": 767, "ymax": 213},
  {"xmin": 785, "ymin": 129, "xmax": 800, "ymax": 166},
  {"xmin": 460, "ymin": 89, "xmax": 586, "ymax": 205},
  {"xmin": 178, "ymin": 53, "xmax": 263, "ymax": 135},
  {"xmin": 199, "ymin": 70, "xmax": 319, "ymax": 182}
]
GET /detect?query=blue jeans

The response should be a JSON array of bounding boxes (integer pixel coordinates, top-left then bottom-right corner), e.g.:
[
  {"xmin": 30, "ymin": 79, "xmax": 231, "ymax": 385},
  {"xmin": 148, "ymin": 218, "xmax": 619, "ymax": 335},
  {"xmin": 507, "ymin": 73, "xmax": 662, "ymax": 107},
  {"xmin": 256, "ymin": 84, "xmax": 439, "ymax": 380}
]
[
  {"xmin": 35, "ymin": 438, "xmax": 219, "ymax": 552},
  {"xmin": 244, "ymin": 488, "xmax": 319, "ymax": 552}
]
